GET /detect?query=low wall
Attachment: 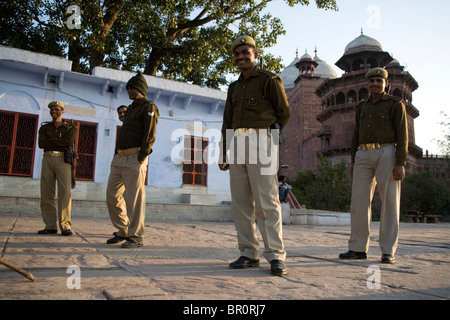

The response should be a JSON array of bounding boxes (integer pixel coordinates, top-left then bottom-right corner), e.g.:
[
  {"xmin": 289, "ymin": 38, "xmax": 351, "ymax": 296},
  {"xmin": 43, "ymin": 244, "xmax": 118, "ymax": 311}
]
[
  {"xmin": 289, "ymin": 208, "xmax": 350, "ymax": 226},
  {"xmin": 0, "ymin": 176, "xmax": 233, "ymax": 222},
  {"xmin": 0, "ymin": 196, "xmax": 233, "ymax": 222},
  {"xmin": 1, "ymin": 176, "xmax": 349, "ymax": 225}
]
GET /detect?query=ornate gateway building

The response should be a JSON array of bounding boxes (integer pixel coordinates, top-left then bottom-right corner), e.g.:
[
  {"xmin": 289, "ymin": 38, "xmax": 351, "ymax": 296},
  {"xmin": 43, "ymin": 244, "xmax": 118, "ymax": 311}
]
[{"xmin": 278, "ymin": 31, "xmax": 439, "ymax": 182}]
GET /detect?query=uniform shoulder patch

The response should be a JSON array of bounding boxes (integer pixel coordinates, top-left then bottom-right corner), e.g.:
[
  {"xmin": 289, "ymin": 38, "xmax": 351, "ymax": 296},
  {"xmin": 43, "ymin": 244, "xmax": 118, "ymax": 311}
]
[
  {"xmin": 259, "ymin": 69, "xmax": 277, "ymax": 79},
  {"xmin": 227, "ymin": 81, "xmax": 238, "ymax": 96},
  {"xmin": 152, "ymin": 104, "xmax": 160, "ymax": 116},
  {"xmin": 355, "ymin": 99, "xmax": 367, "ymax": 110},
  {"xmin": 228, "ymin": 80, "xmax": 238, "ymax": 89},
  {"xmin": 146, "ymin": 102, "xmax": 159, "ymax": 117},
  {"xmin": 384, "ymin": 93, "xmax": 401, "ymax": 101},
  {"xmin": 64, "ymin": 122, "xmax": 75, "ymax": 129}
]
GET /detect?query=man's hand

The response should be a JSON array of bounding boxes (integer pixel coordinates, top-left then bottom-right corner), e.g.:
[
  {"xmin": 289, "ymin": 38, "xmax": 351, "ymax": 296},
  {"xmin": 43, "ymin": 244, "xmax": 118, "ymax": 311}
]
[
  {"xmin": 218, "ymin": 155, "xmax": 229, "ymax": 171},
  {"xmin": 392, "ymin": 165, "xmax": 405, "ymax": 181}
]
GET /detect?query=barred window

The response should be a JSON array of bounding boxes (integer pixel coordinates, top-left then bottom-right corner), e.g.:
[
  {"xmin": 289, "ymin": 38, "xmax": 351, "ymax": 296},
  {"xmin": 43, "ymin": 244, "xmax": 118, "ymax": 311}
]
[
  {"xmin": 0, "ymin": 111, "xmax": 98, "ymax": 181},
  {"xmin": 70, "ymin": 120, "xmax": 97, "ymax": 181},
  {"xmin": 182, "ymin": 135, "xmax": 208, "ymax": 186},
  {"xmin": 0, "ymin": 111, "xmax": 38, "ymax": 177}
]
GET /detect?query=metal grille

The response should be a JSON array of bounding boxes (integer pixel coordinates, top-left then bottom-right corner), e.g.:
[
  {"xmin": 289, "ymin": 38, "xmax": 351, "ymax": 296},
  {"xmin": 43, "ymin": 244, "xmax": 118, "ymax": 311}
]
[
  {"xmin": 73, "ymin": 121, "xmax": 97, "ymax": 181},
  {"xmin": 0, "ymin": 111, "xmax": 37, "ymax": 176},
  {"xmin": 182, "ymin": 135, "xmax": 208, "ymax": 186}
]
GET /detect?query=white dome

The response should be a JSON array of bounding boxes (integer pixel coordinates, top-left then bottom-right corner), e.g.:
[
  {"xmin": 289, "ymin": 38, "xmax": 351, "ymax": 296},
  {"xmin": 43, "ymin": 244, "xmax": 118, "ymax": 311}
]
[
  {"xmin": 280, "ymin": 50, "xmax": 341, "ymax": 88},
  {"xmin": 344, "ymin": 33, "xmax": 382, "ymax": 54},
  {"xmin": 300, "ymin": 52, "xmax": 313, "ymax": 61},
  {"xmin": 279, "ymin": 56, "xmax": 300, "ymax": 89},
  {"xmin": 387, "ymin": 58, "xmax": 400, "ymax": 66},
  {"xmin": 314, "ymin": 54, "xmax": 340, "ymax": 79}
]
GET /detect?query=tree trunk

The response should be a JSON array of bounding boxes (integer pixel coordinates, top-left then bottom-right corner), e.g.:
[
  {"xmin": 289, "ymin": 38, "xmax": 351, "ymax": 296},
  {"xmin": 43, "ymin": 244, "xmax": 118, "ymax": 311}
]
[
  {"xmin": 87, "ymin": 0, "xmax": 125, "ymax": 74},
  {"xmin": 68, "ymin": 40, "xmax": 83, "ymax": 73},
  {"xmin": 144, "ymin": 48, "xmax": 166, "ymax": 76},
  {"xmin": 89, "ymin": 50, "xmax": 105, "ymax": 74}
]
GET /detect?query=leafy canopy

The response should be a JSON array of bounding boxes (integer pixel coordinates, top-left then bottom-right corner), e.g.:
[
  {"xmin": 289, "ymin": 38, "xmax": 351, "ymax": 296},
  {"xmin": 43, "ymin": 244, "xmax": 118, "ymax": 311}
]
[{"xmin": 1, "ymin": 0, "xmax": 338, "ymax": 88}]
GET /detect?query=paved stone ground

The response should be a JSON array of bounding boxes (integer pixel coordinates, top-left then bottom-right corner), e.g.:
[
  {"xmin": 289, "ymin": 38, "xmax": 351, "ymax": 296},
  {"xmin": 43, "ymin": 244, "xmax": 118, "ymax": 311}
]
[{"xmin": 0, "ymin": 213, "xmax": 449, "ymax": 303}]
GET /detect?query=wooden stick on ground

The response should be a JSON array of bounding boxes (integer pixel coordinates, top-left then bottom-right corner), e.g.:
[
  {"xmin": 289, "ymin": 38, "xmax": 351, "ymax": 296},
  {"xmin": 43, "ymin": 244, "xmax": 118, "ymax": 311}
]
[
  {"xmin": 102, "ymin": 289, "xmax": 116, "ymax": 300},
  {"xmin": 0, "ymin": 257, "xmax": 36, "ymax": 282}
]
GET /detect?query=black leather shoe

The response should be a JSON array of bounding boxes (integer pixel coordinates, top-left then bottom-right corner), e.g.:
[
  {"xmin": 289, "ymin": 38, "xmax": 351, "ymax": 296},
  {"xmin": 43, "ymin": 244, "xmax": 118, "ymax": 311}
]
[
  {"xmin": 381, "ymin": 254, "xmax": 395, "ymax": 264},
  {"xmin": 121, "ymin": 239, "xmax": 143, "ymax": 248},
  {"xmin": 106, "ymin": 234, "xmax": 127, "ymax": 244},
  {"xmin": 61, "ymin": 229, "xmax": 73, "ymax": 236},
  {"xmin": 229, "ymin": 256, "xmax": 259, "ymax": 269},
  {"xmin": 270, "ymin": 260, "xmax": 287, "ymax": 276},
  {"xmin": 38, "ymin": 229, "xmax": 57, "ymax": 234},
  {"xmin": 339, "ymin": 250, "xmax": 367, "ymax": 260}
]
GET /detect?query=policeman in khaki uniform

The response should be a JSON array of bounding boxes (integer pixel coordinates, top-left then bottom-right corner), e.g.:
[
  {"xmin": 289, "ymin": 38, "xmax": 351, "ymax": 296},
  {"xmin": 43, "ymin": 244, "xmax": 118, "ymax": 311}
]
[
  {"xmin": 339, "ymin": 67, "xmax": 408, "ymax": 264},
  {"xmin": 219, "ymin": 35, "xmax": 291, "ymax": 276},
  {"xmin": 106, "ymin": 72, "xmax": 159, "ymax": 248},
  {"xmin": 38, "ymin": 101, "xmax": 77, "ymax": 236}
]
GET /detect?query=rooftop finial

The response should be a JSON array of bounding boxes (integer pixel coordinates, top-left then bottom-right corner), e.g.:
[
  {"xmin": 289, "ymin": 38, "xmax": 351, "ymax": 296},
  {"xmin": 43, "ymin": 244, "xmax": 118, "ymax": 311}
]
[
  {"xmin": 295, "ymin": 48, "xmax": 298, "ymax": 58},
  {"xmin": 361, "ymin": 28, "xmax": 364, "ymax": 35}
]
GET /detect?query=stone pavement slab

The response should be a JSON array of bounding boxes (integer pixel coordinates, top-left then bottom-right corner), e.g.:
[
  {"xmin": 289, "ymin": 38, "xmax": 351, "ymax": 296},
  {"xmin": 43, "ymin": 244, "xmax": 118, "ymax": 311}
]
[{"xmin": 0, "ymin": 213, "xmax": 449, "ymax": 302}]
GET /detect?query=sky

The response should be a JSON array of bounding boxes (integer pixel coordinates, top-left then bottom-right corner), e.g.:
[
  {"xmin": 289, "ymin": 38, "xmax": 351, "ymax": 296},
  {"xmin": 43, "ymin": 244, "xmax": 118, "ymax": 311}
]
[{"xmin": 261, "ymin": 0, "xmax": 450, "ymax": 155}]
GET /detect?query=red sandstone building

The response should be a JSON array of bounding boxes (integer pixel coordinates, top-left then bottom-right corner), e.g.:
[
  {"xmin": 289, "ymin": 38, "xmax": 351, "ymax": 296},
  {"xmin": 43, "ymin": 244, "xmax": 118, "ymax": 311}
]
[{"xmin": 279, "ymin": 32, "xmax": 448, "ymax": 187}]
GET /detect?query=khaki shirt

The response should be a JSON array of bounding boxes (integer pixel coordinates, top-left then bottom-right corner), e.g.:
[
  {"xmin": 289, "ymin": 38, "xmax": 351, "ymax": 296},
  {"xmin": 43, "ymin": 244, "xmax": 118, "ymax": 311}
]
[
  {"xmin": 116, "ymin": 98, "xmax": 159, "ymax": 162},
  {"xmin": 38, "ymin": 121, "xmax": 77, "ymax": 151},
  {"xmin": 221, "ymin": 66, "xmax": 291, "ymax": 155},
  {"xmin": 351, "ymin": 93, "xmax": 408, "ymax": 166}
]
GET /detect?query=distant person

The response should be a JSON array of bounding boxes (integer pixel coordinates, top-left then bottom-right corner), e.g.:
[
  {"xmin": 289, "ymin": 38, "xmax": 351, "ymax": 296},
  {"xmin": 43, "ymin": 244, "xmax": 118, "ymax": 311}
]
[
  {"xmin": 38, "ymin": 101, "xmax": 77, "ymax": 236},
  {"xmin": 106, "ymin": 72, "xmax": 159, "ymax": 248},
  {"xmin": 117, "ymin": 105, "xmax": 128, "ymax": 122},
  {"xmin": 339, "ymin": 67, "xmax": 408, "ymax": 264},
  {"xmin": 219, "ymin": 35, "xmax": 291, "ymax": 276},
  {"xmin": 278, "ymin": 175, "xmax": 292, "ymax": 203}
]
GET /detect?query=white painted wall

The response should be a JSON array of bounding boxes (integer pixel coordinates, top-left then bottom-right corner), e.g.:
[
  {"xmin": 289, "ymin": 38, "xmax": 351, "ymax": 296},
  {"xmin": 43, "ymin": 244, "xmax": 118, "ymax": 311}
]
[{"xmin": 0, "ymin": 45, "xmax": 231, "ymax": 204}]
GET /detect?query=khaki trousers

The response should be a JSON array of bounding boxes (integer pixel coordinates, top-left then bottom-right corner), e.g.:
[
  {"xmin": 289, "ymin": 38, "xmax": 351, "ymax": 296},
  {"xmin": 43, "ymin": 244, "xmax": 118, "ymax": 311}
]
[
  {"xmin": 40, "ymin": 155, "xmax": 72, "ymax": 231},
  {"xmin": 349, "ymin": 144, "xmax": 401, "ymax": 255},
  {"xmin": 106, "ymin": 153, "xmax": 148, "ymax": 243},
  {"xmin": 228, "ymin": 129, "xmax": 286, "ymax": 262}
]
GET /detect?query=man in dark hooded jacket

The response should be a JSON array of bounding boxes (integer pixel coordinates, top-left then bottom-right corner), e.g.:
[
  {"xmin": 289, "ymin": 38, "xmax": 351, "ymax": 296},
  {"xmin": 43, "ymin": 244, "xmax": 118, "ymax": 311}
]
[{"xmin": 106, "ymin": 72, "xmax": 159, "ymax": 248}]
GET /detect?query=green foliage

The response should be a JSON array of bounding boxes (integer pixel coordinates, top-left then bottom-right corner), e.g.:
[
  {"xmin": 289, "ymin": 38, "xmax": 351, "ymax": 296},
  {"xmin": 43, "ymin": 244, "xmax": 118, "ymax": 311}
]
[
  {"xmin": 290, "ymin": 152, "xmax": 351, "ymax": 212},
  {"xmin": 401, "ymin": 171, "xmax": 450, "ymax": 217},
  {"xmin": 290, "ymin": 170, "xmax": 315, "ymax": 208},
  {"xmin": 1, "ymin": 0, "xmax": 338, "ymax": 88}
]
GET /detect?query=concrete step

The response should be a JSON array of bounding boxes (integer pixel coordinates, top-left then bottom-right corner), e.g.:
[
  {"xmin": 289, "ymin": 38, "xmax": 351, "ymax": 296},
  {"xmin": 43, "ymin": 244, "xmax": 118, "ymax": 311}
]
[
  {"xmin": 290, "ymin": 208, "xmax": 350, "ymax": 225},
  {"xmin": 0, "ymin": 196, "xmax": 233, "ymax": 222},
  {"xmin": 182, "ymin": 193, "xmax": 217, "ymax": 205}
]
